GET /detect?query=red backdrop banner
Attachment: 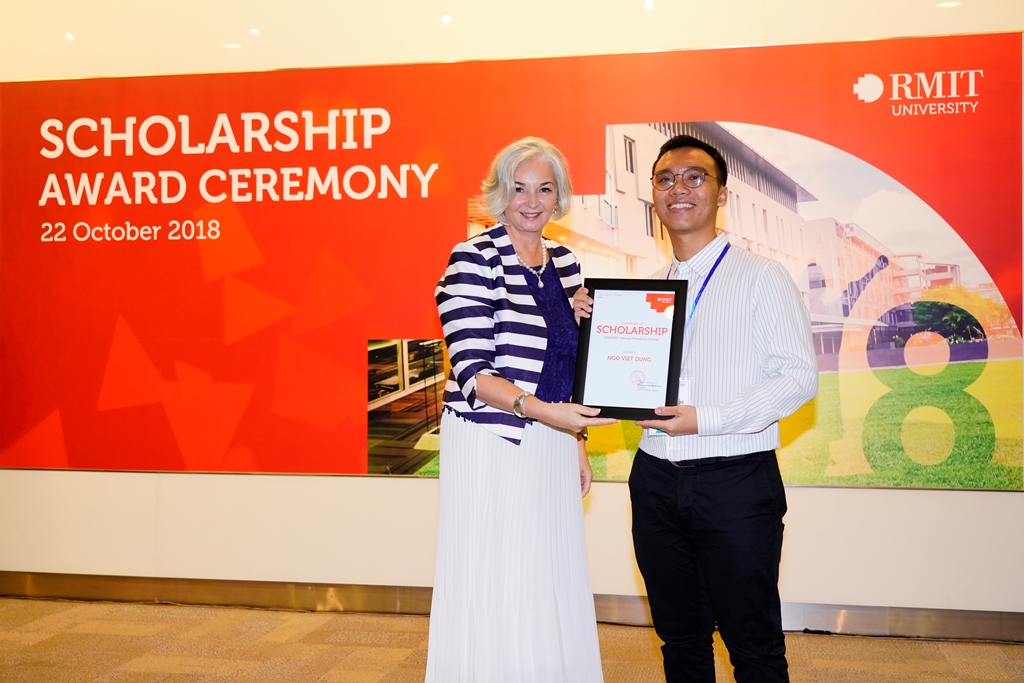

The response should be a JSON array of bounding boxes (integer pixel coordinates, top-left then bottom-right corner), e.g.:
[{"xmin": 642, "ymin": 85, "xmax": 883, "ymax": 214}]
[{"xmin": 1, "ymin": 33, "xmax": 1020, "ymax": 474}]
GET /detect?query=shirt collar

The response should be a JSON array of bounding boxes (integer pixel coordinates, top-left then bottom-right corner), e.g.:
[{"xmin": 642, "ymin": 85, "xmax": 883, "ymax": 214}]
[{"xmin": 671, "ymin": 233, "xmax": 729, "ymax": 276}]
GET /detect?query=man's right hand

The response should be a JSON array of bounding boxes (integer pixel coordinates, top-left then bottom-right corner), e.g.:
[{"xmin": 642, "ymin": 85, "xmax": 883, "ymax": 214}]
[{"xmin": 572, "ymin": 287, "xmax": 593, "ymax": 323}]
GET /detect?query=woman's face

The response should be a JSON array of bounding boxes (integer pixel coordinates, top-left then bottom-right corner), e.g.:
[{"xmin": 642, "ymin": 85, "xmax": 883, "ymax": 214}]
[{"xmin": 502, "ymin": 159, "xmax": 557, "ymax": 239}]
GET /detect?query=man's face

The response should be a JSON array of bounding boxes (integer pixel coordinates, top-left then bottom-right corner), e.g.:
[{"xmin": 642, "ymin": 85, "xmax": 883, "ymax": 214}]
[{"xmin": 651, "ymin": 147, "xmax": 727, "ymax": 241}]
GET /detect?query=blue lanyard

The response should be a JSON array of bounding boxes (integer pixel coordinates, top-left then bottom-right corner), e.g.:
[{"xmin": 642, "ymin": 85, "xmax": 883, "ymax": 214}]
[{"xmin": 668, "ymin": 242, "xmax": 730, "ymax": 322}]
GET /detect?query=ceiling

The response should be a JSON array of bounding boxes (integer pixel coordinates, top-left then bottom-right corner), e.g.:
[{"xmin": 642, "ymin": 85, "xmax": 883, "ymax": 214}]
[{"xmin": 1, "ymin": 0, "xmax": 1022, "ymax": 82}]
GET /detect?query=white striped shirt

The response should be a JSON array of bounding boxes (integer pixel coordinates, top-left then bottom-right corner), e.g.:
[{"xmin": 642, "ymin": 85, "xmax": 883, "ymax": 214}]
[{"xmin": 639, "ymin": 233, "xmax": 818, "ymax": 461}]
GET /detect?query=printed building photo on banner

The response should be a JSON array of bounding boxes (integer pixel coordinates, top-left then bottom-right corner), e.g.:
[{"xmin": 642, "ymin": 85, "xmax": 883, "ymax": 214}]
[
  {"xmin": 377, "ymin": 120, "xmax": 1022, "ymax": 489},
  {"xmin": 367, "ymin": 339, "xmax": 444, "ymax": 474},
  {"xmin": 566, "ymin": 120, "xmax": 1022, "ymax": 489}
]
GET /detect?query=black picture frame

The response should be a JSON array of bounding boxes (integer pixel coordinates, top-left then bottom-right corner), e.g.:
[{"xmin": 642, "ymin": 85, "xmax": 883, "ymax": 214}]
[{"xmin": 573, "ymin": 278, "xmax": 688, "ymax": 421}]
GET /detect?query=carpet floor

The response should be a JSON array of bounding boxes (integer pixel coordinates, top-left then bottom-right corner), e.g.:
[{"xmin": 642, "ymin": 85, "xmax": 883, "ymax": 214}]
[{"xmin": 0, "ymin": 598, "xmax": 1022, "ymax": 682}]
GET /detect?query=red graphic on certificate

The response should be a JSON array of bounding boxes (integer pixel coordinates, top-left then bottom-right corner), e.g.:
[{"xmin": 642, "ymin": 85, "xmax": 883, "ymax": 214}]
[{"xmin": 646, "ymin": 293, "xmax": 675, "ymax": 313}]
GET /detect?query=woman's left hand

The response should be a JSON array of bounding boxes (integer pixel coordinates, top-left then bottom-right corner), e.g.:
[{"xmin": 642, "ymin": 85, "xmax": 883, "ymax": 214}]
[
  {"xmin": 578, "ymin": 437, "xmax": 593, "ymax": 498},
  {"xmin": 532, "ymin": 401, "xmax": 617, "ymax": 433}
]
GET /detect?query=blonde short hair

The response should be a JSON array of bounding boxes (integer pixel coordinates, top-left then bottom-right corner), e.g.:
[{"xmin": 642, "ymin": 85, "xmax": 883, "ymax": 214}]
[{"xmin": 481, "ymin": 137, "xmax": 573, "ymax": 221}]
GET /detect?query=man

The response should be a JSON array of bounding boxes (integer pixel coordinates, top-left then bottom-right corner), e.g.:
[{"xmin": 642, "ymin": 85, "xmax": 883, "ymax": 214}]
[{"xmin": 575, "ymin": 135, "xmax": 817, "ymax": 682}]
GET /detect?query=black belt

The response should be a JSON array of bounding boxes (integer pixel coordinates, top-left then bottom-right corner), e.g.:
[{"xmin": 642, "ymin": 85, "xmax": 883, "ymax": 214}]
[{"xmin": 639, "ymin": 449, "xmax": 774, "ymax": 469}]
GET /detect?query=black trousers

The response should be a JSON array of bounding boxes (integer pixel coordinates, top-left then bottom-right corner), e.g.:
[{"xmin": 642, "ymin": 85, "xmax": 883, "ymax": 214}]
[{"xmin": 629, "ymin": 448, "xmax": 789, "ymax": 683}]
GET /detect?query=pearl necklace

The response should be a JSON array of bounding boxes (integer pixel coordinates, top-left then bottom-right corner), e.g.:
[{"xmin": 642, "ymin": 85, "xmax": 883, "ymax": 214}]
[{"xmin": 515, "ymin": 242, "xmax": 549, "ymax": 288}]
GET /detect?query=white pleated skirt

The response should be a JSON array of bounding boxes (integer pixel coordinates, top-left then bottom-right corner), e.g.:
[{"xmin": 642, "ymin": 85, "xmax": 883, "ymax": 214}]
[{"xmin": 424, "ymin": 410, "xmax": 604, "ymax": 683}]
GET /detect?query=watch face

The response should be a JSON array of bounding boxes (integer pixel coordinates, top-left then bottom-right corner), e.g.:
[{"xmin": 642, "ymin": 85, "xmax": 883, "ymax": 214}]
[{"xmin": 513, "ymin": 392, "xmax": 528, "ymax": 418}]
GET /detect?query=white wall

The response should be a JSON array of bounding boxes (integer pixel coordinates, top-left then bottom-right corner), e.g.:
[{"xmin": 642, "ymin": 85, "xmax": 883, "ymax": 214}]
[
  {"xmin": 3, "ymin": 469, "xmax": 1023, "ymax": 613},
  {"xmin": 1, "ymin": 0, "xmax": 1023, "ymax": 615}
]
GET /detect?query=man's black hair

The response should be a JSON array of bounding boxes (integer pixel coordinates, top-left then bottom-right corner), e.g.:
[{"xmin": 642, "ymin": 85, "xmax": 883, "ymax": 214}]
[{"xmin": 652, "ymin": 134, "xmax": 728, "ymax": 186}]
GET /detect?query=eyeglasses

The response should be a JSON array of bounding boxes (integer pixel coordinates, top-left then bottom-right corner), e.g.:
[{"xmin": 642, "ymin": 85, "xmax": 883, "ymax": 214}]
[{"xmin": 650, "ymin": 168, "xmax": 720, "ymax": 191}]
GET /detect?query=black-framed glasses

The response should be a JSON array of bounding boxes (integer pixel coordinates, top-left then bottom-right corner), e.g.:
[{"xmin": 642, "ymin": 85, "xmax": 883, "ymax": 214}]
[{"xmin": 651, "ymin": 168, "xmax": 720, "ymax": 191}]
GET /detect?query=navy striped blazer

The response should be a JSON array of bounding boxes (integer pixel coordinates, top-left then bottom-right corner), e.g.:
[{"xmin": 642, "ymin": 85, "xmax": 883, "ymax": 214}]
[{"xmin": 435, "ymin": 224, "xmax": 582, "ymax": 445}]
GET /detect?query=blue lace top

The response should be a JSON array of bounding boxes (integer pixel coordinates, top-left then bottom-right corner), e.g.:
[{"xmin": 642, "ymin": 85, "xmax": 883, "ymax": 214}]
[{"xmin": 524, "ymin": 252, "xmax": 578, "ymax": 404}]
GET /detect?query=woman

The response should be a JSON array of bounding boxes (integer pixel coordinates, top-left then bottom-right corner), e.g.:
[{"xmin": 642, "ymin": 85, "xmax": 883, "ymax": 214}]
[{"xmin": 426, "ymin": 137, "xmax": 615, "ymax": 682}]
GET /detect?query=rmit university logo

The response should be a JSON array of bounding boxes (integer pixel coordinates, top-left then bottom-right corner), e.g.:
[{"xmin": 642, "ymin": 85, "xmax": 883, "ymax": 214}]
[{"xmin": 853, "ymin": 70, "xmax": 983, "ymax": 116}]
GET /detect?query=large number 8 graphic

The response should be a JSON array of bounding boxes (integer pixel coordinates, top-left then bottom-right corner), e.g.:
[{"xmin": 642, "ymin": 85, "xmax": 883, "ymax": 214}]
[{"xmin": 862, "ymin": 301, "xmax": 994, "ymax": 485}]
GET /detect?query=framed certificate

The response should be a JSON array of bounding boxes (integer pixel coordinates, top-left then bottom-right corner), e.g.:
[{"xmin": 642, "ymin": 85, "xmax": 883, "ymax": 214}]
[{"xmin": 573, "ymin": 278, "xmax": 688, "ymax": 421}]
